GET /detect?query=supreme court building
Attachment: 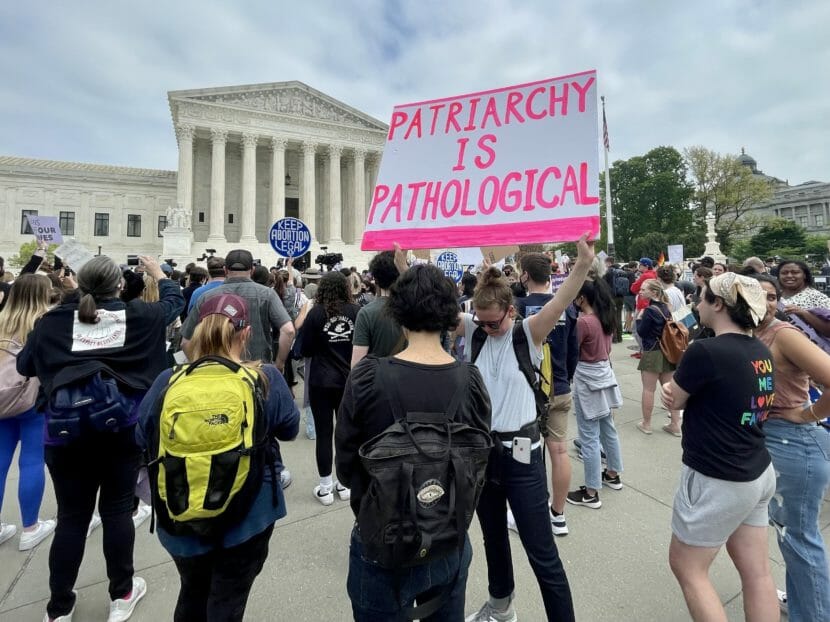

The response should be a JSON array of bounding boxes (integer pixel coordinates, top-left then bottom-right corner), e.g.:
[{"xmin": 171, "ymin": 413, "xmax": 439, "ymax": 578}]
[{"xmin": 0, "ymin": 81, "xmax": 388, "ymax": 267}]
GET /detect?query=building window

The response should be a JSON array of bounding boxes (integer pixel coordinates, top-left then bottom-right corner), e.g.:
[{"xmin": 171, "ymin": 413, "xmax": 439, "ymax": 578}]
[
  {"xmin": 798, "ymin": 216, "xmax": 808, "ymax": 227},
  {"xmin": 228, "ymin": 213, "xmax": 234, "ymax": 224},
  {"xmin": 127, "ymin": 214, "xmax": 141, "ymax": 237},
  {"xmin": 198, "ymin": 212, "xmax": 205, "ymax": 223},
  {"xmin": 59, "ymin": 211, "xmax": 75, "ymax": 236},
  {"xmin": 158, "ymin": 215, "xmax": 167, "ymax": 237},
  {"xmin": 815, "ymin": 214, "xmax": 824, "ymax": 227},
  {"xmin": 94, "ymin": 213, "xmax": 110, "ymax": 236},
  {"xmin": 21, "ymin": 210, "xmax": 38, "ymax": 234}
]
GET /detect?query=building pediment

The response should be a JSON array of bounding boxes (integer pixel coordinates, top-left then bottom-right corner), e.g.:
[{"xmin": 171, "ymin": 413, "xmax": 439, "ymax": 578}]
[{"xmin": 169, "ymin": 81, "xmax": 388, "ymax": 132}]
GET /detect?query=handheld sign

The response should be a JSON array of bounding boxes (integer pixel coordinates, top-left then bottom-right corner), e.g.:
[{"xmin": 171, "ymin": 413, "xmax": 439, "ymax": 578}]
[
  {"xmin": 362, "ymin": 70, "xmax": 600, "ymax": 250},
  {"xmin": 436, "ymin": 251, "xmax": 463, "ymax": 283},
  {"xmin": 55, "ymin": 239, "xmax": 94, "ymax": 272},
  {"xmin": 269, "ymin": 217, "xmax": 312, "ymax": 258},
  {"xmin": 27, "ymin": 215, "xmax": 63, "ymax": 244}
]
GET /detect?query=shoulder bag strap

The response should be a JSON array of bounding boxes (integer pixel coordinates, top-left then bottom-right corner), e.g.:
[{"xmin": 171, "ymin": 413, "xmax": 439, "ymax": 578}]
[
  {"xmin": 469, "ymin": 326, "xmax": 487, "ymax": 363},
  {"xmin": 511, "ymin": 319, "xmax": 539, "ymax": 392}
]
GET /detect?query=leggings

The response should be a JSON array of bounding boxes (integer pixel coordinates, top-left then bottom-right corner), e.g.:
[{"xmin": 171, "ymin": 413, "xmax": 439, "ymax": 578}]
[
  {"xmin": 309, "ymin": 386, "xmax": 345, "ymax": 478},
  {"xmin": 0, "ymin": 408, "xmax": 46, "ymax": 528}
]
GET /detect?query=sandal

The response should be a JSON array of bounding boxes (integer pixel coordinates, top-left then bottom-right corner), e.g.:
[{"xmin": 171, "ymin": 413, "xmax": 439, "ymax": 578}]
[
  {"xmin": 636, "ymin": 422, "xmax": 652, "ymax": 435},
  {"xmin": 662, "ymin": 424, "xmax": 681, "ymax": 437}
]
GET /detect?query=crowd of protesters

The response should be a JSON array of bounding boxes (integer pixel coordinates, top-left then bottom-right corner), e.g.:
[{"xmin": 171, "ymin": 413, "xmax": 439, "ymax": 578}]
[{"xmin": 0, "ymin": 237, "xmax": 827, "ymax": 621}]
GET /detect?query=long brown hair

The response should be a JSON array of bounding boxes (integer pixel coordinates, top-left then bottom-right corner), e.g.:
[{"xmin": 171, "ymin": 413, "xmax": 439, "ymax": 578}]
[
  {"xmin": 0, "ymin": 274, "xmax": 52, "ymax": 343},
  {"xmin": 190, "ymin": 314, "xmax": 269, "ymax": 389}
]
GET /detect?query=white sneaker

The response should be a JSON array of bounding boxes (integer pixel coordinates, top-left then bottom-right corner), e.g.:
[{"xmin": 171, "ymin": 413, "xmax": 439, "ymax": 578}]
[
  {"xmin": 43, "ymin": 590, "xmax": 76, "ymax": 621},
  {"xmin": 777, "ymin": 589, "xmax": 788, "ymax": 614},
  {"xmin": 506, "ymin": 508, "xmax": 518, "ymax": 533},
  {"xmin": 550, "ymin": 508, "xmax": 569, "ymax": 537},
  {"xmin": 313, "ymin": 485, "xmax": 334, "ymax": 506},
  {"xmin": 19, "ymin": 519, "xmax": 56, "ymax": 551},
  {"xmin": 335, "ymin": 482, "xmax": 350, "ymax": 501},
  {"xmin": 0, "ymin": 523, "xmax": 17, "ymax": 545},
  {"xmin": 87, "ymin": 512, "xmax": 102, "ymax": 538},
  {"xmin": 132, "ymin": 503, "xmax": 151, "ymax": 530},
  {"xmin": 108, "ymin": 576, "xmax": 147, "ymax": 622},
  {"xmin": 280, "ymin": 469, "xmax": 293, "ymax": 490},
  {"xmin": 465, "ymin": 599, "xmax": 518, "ymax": 622}
]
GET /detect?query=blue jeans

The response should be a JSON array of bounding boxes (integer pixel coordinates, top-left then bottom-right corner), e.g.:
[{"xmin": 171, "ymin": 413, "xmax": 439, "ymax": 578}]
[
  {"xmin": 476, "ymin": 445, "xmax": 575, "ymax": 622},
  {"xmin": 765, "ymin": 420, "xmax": 830, "ymax": 622},
  {"xmin": 0, "ymin": 408, "xmax": 46, "ymax": 527},
  {"xmin": 347, "ymin": 526, "xmax": 472, "ymax": 621},
  {"xmin": 573, "ymin": 395, "xmax": 623, "ymax": 491}
]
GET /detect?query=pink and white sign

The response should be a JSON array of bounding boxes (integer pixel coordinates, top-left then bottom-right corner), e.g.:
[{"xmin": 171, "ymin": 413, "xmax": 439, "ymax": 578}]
[{"xmin": 362, "ymin": 70, "xmax": 600, "ymax": 251}]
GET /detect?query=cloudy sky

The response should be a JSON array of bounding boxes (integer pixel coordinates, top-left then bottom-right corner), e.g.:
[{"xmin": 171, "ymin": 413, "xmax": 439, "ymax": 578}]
[{"xmin": 1, "ymin": 0, "xmax": 827, "ymax": 184}]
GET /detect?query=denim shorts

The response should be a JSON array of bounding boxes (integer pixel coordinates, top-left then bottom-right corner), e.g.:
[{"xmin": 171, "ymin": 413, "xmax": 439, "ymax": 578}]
[{"xmin": 671, "ymin": 463, "xmax": 776, "ymax": 547}]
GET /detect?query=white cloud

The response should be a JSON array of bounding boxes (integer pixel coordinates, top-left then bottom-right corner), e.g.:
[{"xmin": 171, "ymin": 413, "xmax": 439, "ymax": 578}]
[{"xmin": 0, "ymin": 0, "xmax": 827, "ymax": 183}]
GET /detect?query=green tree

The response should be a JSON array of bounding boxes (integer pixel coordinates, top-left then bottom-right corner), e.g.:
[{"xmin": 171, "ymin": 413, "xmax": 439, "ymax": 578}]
[
  {"xmin": 685, "ymin": 146, "xmax": 773, "ymax": 253},
  {"xmin": 8, "ymin": 241, "xmax": 58, "ymax": 268},
  {"xmin": 628, "ymin": 232, "xmax": 671, "ymax": 261},
  {"xmin": 605, "ymin": 146, "xmax": 700, "ymax": 261},
  {"xmin": 749, "ymin": 218, "xmax": 806, "ymax": 257}
]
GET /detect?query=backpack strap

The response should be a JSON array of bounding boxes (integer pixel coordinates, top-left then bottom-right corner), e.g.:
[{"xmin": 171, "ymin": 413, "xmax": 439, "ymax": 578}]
[
  {"xmin": 469, "ymin": 326, "xmax": 487, "ymax": 363},
  {"xmin": 511, "ymin": 319, "xmax": 540, "ymax": 394}
]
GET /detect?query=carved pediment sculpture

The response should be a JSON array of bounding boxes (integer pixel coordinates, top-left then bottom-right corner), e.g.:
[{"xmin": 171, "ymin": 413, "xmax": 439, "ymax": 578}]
[{"xmin": 190, "ymin": 88, "xmax": 384, "ymax": 131}]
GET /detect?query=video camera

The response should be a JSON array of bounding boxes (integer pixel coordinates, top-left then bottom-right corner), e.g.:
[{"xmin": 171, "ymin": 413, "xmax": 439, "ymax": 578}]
[{"xmin": 316, "ymin": 251, "xmax": 343, "ymax": 270}]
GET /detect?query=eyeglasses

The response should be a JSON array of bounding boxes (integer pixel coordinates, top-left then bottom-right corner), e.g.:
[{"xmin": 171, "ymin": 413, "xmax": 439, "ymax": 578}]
[{"xmin": 472, "ymin": 309, "xmax": 509, "ymax": 330}]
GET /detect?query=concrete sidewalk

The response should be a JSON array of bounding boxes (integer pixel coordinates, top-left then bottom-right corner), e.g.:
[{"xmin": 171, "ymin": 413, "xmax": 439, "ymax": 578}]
[{"xmin": 1, "ymin": 339, "xmax": 827, "ymax": 621}]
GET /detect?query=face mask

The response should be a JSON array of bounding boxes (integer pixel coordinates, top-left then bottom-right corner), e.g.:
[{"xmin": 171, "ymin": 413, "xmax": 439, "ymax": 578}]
[{"xmin": 510, "ymin": 281, "xmax": 527, "ymax": 297}]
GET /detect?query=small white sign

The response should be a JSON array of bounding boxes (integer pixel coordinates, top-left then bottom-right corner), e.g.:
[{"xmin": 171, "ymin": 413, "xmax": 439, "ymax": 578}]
[
  {"xmin": 667, "ymin": 244, "xmax": 684, "ymax": 266},
  {"xmin": 55, "ymin": 239, "xmax": 95, "ymax": 272}
]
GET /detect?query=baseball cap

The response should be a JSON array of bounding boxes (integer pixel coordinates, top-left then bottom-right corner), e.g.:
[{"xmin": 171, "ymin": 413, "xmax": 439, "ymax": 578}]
[
  {"xmin": 160, "ymin": 263, "xmax": 174, "ymax": 275},
  {"xmin": 198, "ymin": 293, "xmax": 248, "ymax": 329},
  {"xmin": 639, "ymin": 257, "xmax": 654, "ymax": 269},
  {"xmin": 225, "ymin": 249, "xmax": 253, "ymax": 271}
]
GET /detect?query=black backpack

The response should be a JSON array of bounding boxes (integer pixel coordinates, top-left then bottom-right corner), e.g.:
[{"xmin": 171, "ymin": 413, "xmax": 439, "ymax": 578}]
[
  {"xmin": 45, "ymin": 369, "xmax": 137, "ymax": 441},
  {"xmin": 357, "ymin": 359, "xmax": 492, "ymax": 574},
  {"xmin": 470, "ymin": 318, "xmax": 550, "ymax": 424},
  {"xmin": 613, "ymin": 270, "xmax": 631, "ymax": 297}
]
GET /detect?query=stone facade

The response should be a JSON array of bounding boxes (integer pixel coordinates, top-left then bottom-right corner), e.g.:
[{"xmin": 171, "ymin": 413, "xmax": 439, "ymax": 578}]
[
  {"xmin": 739, "ymin": 151, "xmax": 830, "ymax": 238},
  {"xmin": 0, "ymin": 156, "xmax": 176, "ymax": 263},
  {"xmin": 0, "ymin": 81, "xmax": 388, "ymax": 268}
]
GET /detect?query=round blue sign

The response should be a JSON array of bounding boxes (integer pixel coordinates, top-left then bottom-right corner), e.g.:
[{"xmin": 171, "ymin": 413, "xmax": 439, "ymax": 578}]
[
  {"xmin": 269, "ymin": 217, "xmax": 312, "ymax": 258},
  {"xmin": 436, "ymin": 251, "xmax": 463, "ymax": 283}
]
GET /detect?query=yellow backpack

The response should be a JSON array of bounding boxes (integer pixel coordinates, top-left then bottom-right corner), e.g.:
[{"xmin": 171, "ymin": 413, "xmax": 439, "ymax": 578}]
[{"xmin": 148, "ymin": 356, "xmax": 274, "ymax": 538}]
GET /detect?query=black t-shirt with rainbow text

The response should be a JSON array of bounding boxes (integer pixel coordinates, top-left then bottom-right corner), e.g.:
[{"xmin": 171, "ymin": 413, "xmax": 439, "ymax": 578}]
[{"xmin": 674, "ymin": 333, "xmax": 773, "ymax": 482}]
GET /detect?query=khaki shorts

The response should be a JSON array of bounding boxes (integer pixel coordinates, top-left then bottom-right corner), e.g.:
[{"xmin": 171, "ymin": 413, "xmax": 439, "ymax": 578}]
[{"xmin": 545, "ymin": 393, "xmax": 572, "ymax": 442}]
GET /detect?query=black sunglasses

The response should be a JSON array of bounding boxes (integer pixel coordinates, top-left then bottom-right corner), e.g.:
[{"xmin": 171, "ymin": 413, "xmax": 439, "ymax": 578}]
[{"xmin": 472, "ymin": 308, "xmax": 509, "ymax": 330}]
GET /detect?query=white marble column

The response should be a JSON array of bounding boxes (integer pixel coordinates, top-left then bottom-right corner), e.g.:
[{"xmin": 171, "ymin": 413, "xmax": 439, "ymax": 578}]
[
  {"xmin": 328, "ymin": 145, "xmax": 343, "ymax": 243},
  {"xmin": 240, "ymin": 132, "xmax": 258, "ymax": 245},
  {"xmin": 270, "ymin": 138, "xmax": 287, "ymax": 224},
  {"xmin": 175, "ymin": 124, "xmax": 195, "ymax": 218},
  {"xmin": 301, "ymin": 141, "xmax": 317, "ymax": 228},
  {"xmin": 352, "ymin": 148, "xmax": 366, "ymax": 243},
  {"xmin": 208, "ymin": 128, "xmax": 227, "ymax": 243}
]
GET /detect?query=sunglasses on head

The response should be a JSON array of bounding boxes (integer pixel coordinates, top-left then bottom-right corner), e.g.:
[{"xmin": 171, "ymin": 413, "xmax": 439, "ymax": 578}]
[{"xmin": 472, "ymin": 308, "xmax": 509, "ymax": 330}]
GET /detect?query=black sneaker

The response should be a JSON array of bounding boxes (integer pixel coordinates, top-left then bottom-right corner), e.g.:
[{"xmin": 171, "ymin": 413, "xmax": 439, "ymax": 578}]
[
  {"xmin": 566, "ymin": 486, "xmax": 601, "ymax": 509},
  {"xmin": 601, "ymin": 469, "xmax": 623, "ymax": 490},
  {"xmin": 573, "ymin": 439, "xmax": 607, "ymax": 465}
]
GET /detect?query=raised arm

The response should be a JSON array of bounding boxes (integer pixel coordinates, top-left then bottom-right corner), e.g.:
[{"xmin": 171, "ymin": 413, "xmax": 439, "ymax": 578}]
[{"xmin": 526, "ymin": 233, "xmax": 595, "ymax": 346}]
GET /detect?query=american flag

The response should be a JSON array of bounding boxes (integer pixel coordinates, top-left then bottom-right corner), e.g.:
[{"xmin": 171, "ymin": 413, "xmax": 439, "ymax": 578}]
[{"xmin": 602, "ymin": 105, "xmax": 610, "ymax": 151}]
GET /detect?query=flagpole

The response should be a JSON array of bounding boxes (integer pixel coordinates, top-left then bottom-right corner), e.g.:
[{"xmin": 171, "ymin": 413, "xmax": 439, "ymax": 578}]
[{"xmin": 602, "ymin": 95, "xmax": 614, "ymax": 257}]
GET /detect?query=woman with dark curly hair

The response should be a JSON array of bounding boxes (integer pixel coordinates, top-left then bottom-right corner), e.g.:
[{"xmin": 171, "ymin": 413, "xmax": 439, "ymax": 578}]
[
  {"xmin": 335, "ymin": 264, "xmax": 492, "ymax": 620},
  {"xmin": 298, "ymin": 271, "xmax": 360, "ymax": 505}
]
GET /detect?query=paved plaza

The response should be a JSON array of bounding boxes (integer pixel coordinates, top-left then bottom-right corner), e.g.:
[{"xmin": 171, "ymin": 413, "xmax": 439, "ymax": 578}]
[{"xmin": 1, "ymin": 337, "xmax": 827, "ymax": 621}]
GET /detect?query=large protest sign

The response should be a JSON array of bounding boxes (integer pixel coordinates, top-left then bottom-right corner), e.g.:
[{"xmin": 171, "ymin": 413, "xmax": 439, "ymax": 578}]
[
  {"xmin": 667, "ymin": 244, "xmax": 684, "ymax": 266},
  {"xmin": 27, "ymin": 215, "xmax": 63, "ymax": 244},
  {"xmin": 362, "ymin": 70, "xmax": 600, "ymax": 251}
]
